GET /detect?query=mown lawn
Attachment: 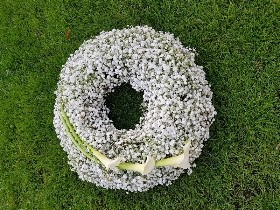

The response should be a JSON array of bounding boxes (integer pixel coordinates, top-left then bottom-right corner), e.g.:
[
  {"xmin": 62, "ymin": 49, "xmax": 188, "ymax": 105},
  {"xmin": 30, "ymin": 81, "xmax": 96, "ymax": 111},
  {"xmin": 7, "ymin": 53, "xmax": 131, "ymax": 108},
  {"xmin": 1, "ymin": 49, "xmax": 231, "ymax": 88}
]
[{"xmin": 0, "ymin": 0, "xmax": 279, "ymax": 209}]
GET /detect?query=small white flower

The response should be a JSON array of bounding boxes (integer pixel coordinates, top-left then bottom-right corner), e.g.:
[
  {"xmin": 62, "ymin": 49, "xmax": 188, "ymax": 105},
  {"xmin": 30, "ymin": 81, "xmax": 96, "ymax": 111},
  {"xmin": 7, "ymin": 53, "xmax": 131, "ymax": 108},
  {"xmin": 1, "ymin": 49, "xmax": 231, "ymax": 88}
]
[{"xmin": 54, "ymin": 26, "xmax": 216, "ymax": 192}]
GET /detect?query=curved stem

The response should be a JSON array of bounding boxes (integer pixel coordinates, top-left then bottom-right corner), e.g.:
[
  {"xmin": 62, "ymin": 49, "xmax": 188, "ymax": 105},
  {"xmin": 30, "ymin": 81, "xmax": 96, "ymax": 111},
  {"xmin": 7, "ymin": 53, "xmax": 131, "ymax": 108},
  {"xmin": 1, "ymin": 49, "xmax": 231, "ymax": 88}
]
[
  {"xmin": 59, "ymin": 105, "xmax": 191, "ymax": 173},
  {"xmin": 60, "ymin": 112, "xmax": 97, "ymax": 162}
]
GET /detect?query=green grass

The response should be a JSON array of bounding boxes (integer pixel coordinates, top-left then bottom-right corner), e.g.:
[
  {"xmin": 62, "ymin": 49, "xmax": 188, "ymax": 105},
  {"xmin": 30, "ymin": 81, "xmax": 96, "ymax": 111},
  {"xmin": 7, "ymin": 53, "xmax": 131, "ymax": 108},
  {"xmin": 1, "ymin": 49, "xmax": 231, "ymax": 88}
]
[
  {"xmin": 105, "ymin": 83, "xmax": 144, "ymax": 130},
  {"xmin": 0, "ymin": 0, "xmax": 279, "ymax": 209}
]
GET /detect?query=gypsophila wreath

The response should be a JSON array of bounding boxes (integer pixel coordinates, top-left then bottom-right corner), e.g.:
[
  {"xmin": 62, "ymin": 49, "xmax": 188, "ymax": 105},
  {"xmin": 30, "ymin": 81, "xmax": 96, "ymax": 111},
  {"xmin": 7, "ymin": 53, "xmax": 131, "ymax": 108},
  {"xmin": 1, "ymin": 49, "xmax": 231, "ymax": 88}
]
[{"xmin": 53, "ymin": 26, "xmax": 216, "ymax": 192}]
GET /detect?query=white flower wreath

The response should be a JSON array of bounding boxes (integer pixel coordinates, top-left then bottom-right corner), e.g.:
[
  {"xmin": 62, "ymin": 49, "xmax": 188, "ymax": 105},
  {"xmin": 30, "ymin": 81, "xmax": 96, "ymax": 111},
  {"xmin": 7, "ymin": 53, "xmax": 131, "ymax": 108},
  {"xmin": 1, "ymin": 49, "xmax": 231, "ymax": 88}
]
[{"xmin": 53, "ymin": 26, "xmax": 216, "ymax": 192}]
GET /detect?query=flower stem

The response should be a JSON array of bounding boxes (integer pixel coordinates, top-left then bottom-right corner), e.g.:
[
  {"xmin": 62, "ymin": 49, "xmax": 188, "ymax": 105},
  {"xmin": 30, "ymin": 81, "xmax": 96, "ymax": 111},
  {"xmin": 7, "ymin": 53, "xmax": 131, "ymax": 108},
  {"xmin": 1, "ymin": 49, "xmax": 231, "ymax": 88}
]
[{"xmin": 60, "ymin": 108, "xmax": 98, "ymax": 163}]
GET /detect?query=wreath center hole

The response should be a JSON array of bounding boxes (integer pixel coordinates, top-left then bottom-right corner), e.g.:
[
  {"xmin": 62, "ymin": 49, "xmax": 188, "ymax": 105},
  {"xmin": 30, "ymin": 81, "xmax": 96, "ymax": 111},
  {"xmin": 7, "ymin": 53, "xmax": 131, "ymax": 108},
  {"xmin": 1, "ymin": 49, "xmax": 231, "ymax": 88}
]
[{"xmin": 105, "ymin": 83, "xmax": 144, "ymax": 130}]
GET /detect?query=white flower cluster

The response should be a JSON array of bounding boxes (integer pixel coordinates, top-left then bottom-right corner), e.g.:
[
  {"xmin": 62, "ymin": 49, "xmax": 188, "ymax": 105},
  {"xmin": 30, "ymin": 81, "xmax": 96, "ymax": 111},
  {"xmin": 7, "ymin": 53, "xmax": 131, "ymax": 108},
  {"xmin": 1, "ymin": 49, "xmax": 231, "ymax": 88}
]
[{"xmin": 53, "ymin": 26, "xmax": 216, "ymax": 192}]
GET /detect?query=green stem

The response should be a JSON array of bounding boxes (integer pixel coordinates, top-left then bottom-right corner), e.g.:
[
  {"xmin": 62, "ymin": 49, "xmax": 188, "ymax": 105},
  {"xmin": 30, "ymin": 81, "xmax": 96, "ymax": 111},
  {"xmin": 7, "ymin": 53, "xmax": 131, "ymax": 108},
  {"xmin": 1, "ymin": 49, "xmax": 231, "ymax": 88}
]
[
  {"xmin": 155, "ymin": 155, "xmax": 183, "ymax": 167},
  {"xmin": 118, "ymin": 162, "xmax": 142, "ymax": 171},
  {"xmin": 59, "ymin": 105, "xmax": 190, "ymax": 173},
  {"xmin": 60, "ymin": 109, "xmax": 98, "ymax": 163},
  {"xmin": 61, "ymin": 111, "xmax": 107, "ymax": 163}
]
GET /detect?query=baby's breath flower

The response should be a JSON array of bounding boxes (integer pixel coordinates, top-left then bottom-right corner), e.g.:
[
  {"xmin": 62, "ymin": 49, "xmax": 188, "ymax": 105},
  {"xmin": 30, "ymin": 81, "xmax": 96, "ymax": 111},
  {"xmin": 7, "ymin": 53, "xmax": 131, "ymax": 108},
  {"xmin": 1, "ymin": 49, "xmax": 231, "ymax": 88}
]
[{"xmin": 53, "ymin": 26, "xmax": 216, "ymax": 192}]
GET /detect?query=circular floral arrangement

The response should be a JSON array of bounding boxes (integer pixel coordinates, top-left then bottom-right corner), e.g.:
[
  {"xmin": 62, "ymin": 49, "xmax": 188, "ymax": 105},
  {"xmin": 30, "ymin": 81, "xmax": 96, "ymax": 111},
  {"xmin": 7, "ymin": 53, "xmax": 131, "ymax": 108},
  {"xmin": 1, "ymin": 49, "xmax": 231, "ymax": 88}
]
[{"xmin": 53, "ymin": 26, "xmax": 216, "ymax": 192}]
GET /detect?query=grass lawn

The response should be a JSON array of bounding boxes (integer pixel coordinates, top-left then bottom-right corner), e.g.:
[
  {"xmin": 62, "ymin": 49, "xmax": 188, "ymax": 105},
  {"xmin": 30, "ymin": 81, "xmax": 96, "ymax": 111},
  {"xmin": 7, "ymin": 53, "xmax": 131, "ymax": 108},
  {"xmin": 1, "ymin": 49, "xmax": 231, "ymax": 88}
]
[{"xmin": 0, "ymin": 0, "xmax": 279, "ymax": 209}]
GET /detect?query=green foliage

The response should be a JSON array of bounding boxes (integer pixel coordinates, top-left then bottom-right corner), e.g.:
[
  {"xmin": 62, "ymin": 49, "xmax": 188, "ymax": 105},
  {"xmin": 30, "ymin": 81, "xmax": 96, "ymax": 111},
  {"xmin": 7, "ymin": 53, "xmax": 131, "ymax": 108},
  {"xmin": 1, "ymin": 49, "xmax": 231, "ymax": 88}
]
[{"xmin": 0, "ymin": 0, "xmax": 279, "ymax": 209}]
